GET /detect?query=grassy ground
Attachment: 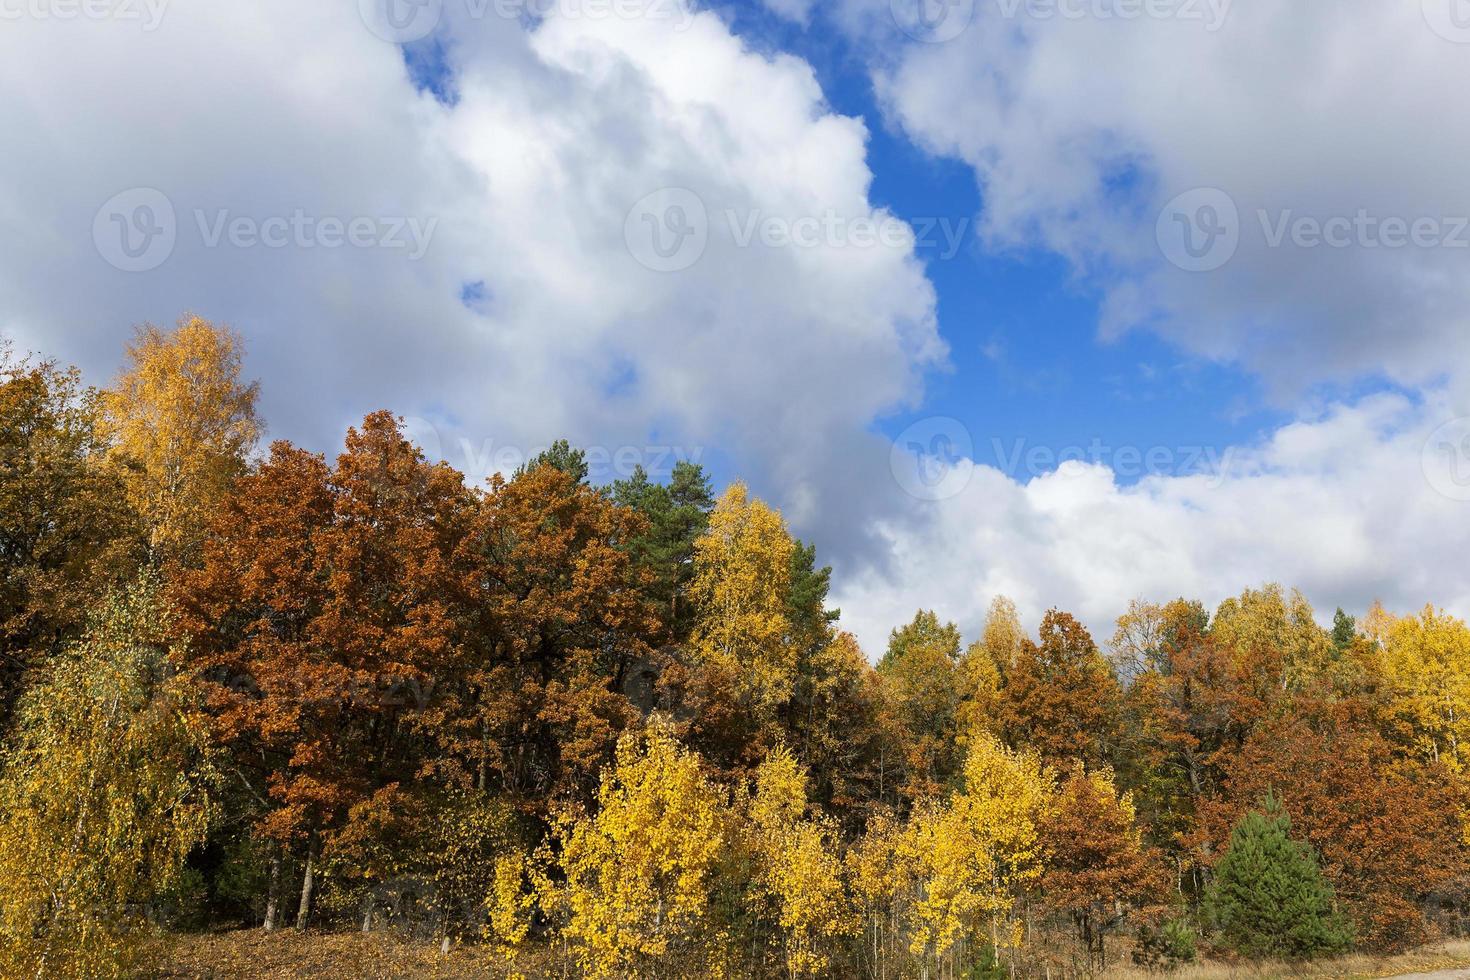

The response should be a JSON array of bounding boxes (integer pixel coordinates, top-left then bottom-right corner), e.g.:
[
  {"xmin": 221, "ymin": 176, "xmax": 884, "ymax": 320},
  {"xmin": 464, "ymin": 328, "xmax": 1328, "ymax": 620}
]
[
  {"xmin": 159, "ymin": 931, "xmax": 1470, "ymax": 980},
  {"xmin": 1105, "ymin": 940, "xmax": 1470, "ymax": 980},
  {"xmin": 157, "ymin": 929, "xmax": 547, "ymax": 979}
]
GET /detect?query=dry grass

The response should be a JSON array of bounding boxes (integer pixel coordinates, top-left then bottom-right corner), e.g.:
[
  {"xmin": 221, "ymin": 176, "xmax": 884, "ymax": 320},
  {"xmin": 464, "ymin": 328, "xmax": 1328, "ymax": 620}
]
[
  {"xmin": 157, "ymin": 928, "xmax": 555, "ymax": 980},
  {"xmin": 1104, "ymin": 940, "xmax": 1470, "ymax": 980},
  {"xmin": 158, "ymin": 931, "xmax": 1470, "ymax": 980}
]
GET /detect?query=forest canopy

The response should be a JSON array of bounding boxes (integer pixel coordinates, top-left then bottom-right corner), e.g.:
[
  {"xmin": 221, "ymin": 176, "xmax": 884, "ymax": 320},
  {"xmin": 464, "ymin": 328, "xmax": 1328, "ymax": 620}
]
[{"xmin": 1, "ymin": 318, "xmax": 1467, "ymax": 978}]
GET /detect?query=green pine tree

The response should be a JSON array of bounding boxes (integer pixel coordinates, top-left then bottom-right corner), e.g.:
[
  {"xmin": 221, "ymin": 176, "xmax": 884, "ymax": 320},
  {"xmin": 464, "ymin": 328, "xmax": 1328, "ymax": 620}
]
[
  {"xmin": 1204, "ymin": 794, "xmax": 1353, "ymax": 959},
  {"xmin": 611, "ymin": 461, "xmax": 713, "ymax": 641},
  {"xmin": 521, "ymin": 438, "xmax": 589, "ymax": 484},
  {"xmin": 1331, "ymin": 608, "xmax": 1357, "ymax": 652}
]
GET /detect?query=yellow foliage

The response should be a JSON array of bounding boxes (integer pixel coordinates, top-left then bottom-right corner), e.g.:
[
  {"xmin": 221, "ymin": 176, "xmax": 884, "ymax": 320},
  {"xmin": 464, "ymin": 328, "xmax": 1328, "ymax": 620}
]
[
  {"xmin": 751, "ymin": 744, "xmax": 808, "ymax": 828},
  {"xmin": 1377, "ymin": 605, "xmax": 1470, "ymax": 773},
  {"xmin": 101, "ymin": 315, "xmax": 260, "ymax": 561},
  {"xmin": 486, "ymin": 853, "xmax": 534, "ymax": 966},
  {"xmin": 1212, "ymin": 584, "xmax": 1332, "ymax": 687},
  {"xmin": 848, "ymin": 810, "xmax": 905, "ymax": 915},
  {"xmin": 747, "ymin": 748, "xmax": 853, "ymax": 976},
  {"xmin": 554, "ymin": 717, "xmax": 730, "ymax": 979},
  {"xmin": 0, "ymin": 576, "xmax": 219, "ymax": 978},
  {"xmin": 955, "ymin": 641, "xmax": 1003, "ymax": 750},
  {"xmin": 689, "ymin": 483, "xmax": 797, "ymax": 719},
  {"xmin": 902, "ymin": 733, "xmax": 1052, "ymax": 964},
  {"xmin": 982, "ymin": 595, "xmax": 1024, "ymax": 671}
]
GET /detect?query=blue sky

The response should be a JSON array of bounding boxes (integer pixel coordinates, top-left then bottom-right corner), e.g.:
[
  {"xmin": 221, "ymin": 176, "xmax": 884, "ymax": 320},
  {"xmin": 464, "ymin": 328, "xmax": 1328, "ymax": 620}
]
[
  {"xmin": 4, "ymin": 0, "xmax": 1470, "ymax": 653},
  {"xmin": 410, "ymin": 0, "xmax": 1290, "ymax": 488}
]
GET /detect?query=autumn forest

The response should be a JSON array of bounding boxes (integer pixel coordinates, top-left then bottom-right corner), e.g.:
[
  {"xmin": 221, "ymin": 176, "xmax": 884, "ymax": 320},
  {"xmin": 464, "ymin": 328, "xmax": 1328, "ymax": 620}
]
[{"xmin": 2, "ymin": 317, "xmax": 1468, "ymax": 979}]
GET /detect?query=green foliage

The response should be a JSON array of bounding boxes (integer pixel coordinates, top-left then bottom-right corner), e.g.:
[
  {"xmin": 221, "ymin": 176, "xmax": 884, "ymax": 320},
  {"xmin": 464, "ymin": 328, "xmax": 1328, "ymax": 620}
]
[
  {"xmin": 522, "ymin": 438, "xmax": 589, "ymax": 484},
  {"xmin": 1203, "ymin": 796, "xmax": 1352, "ymax": 960},
  {"xmin": 1132, "ymin": 919, "xmax": 1197, "ymax": 971},
  {"xmin": 786, "ymin": 540, "xmax": 839, "ymax": 651},
  {"xmin": 1331, "ymin": 608, "xmax": 1357, "ymax": 652},
  {"xmin": 612, "ymin": 461, "xmax": 714, "ymax": 641},
  {"xmin": 877, "ymin": 610, "xmax": 963, "ymax": 799},
  {"xmin": 13, "ymin": 333, "xmax": 1470, "ymax": 972},
  {"xmin": 968, "ymin": 940, "xmax": 1009, "ymax": 980}
]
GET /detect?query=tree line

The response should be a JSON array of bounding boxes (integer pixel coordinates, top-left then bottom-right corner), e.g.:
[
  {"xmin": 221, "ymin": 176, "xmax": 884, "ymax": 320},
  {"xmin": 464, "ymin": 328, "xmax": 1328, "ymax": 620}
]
[{"xmin": 0, "ymin": 316, "xmax": 1466, "ymax": 978}]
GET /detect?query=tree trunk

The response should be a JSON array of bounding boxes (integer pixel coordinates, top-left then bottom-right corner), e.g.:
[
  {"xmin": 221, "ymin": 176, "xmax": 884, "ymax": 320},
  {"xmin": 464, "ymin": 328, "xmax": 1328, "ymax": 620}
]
[
  {"xmin": 478, "ymin": 720, "xmax": 489, "ymax": 791},
  {"xmin": 264, "ymin": 851, "xmax": 283, "ymax": 932},
  {"xmin": 296, "ymin": 834, "xmax": 319, "ymax": 932}
]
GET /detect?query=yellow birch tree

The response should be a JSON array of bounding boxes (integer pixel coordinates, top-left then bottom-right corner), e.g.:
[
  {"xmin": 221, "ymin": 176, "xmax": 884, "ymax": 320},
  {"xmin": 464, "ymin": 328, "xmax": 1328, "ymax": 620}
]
[
  {"xmin": 746, "ymin": 747, "xmax": 852, "ymax": 976},
  {"xmin": 101, "ymin": 316, "xmax": 260, "ymax": 562},
  {"xmin": 0, "ymin": 574, "xmax": 219, "ymax": 978},
  {"xmin": 688, "ymin": 482, "xmax": 797, "ymax": 720},
  {"xmin": 554, "ymin": 718, "xmax": 731, "ymax": 978},
  {"xmin": 1377, "ymin": 606, "xmax": 1470, "ymax": 772},
  {"xmin": 902, "ymin": 733, "xmax": 1051, "ymax": 975}
]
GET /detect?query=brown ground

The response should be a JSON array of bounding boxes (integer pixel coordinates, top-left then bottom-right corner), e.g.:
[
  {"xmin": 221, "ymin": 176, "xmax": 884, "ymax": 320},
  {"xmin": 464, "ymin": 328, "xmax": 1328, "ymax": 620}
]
[
  {"xmin": 159, "ymin": 931, "xmax": 1470, "ymax": 980},
  {"xmin": 157, "ymin": 929, "xmax": 550, "ymax": 979}
]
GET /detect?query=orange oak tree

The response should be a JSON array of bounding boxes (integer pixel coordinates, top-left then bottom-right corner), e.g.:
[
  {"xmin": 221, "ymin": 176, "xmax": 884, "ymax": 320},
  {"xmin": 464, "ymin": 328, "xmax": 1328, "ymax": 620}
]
[{"xmin": 173, "ymin": 412, "xmax": 476, "ymax": 927}]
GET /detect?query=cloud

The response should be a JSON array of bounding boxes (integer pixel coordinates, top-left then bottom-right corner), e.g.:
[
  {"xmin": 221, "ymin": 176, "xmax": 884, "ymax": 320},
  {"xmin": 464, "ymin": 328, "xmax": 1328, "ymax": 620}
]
[
  {"xmin": 759, "ymin": 0, "xmax": 820, "ymax": 25},
  {"xmin": 7, "ymin": 0, "xmax": 1469, "ymax": 665},
  {"xmin": 0, "ymin": 0, "xmax": 940, "ymax": 503},
  {"xmin": 833, "ymin": 392, "xmax": 1470, "ymax": 655},
  {"xmin": 849, "ymin": 0, "xmax": 1470, "ymax": 395},
  {"xmin": 780, "ymin": 0, "xmax": 1470, "ymax": 654}
]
